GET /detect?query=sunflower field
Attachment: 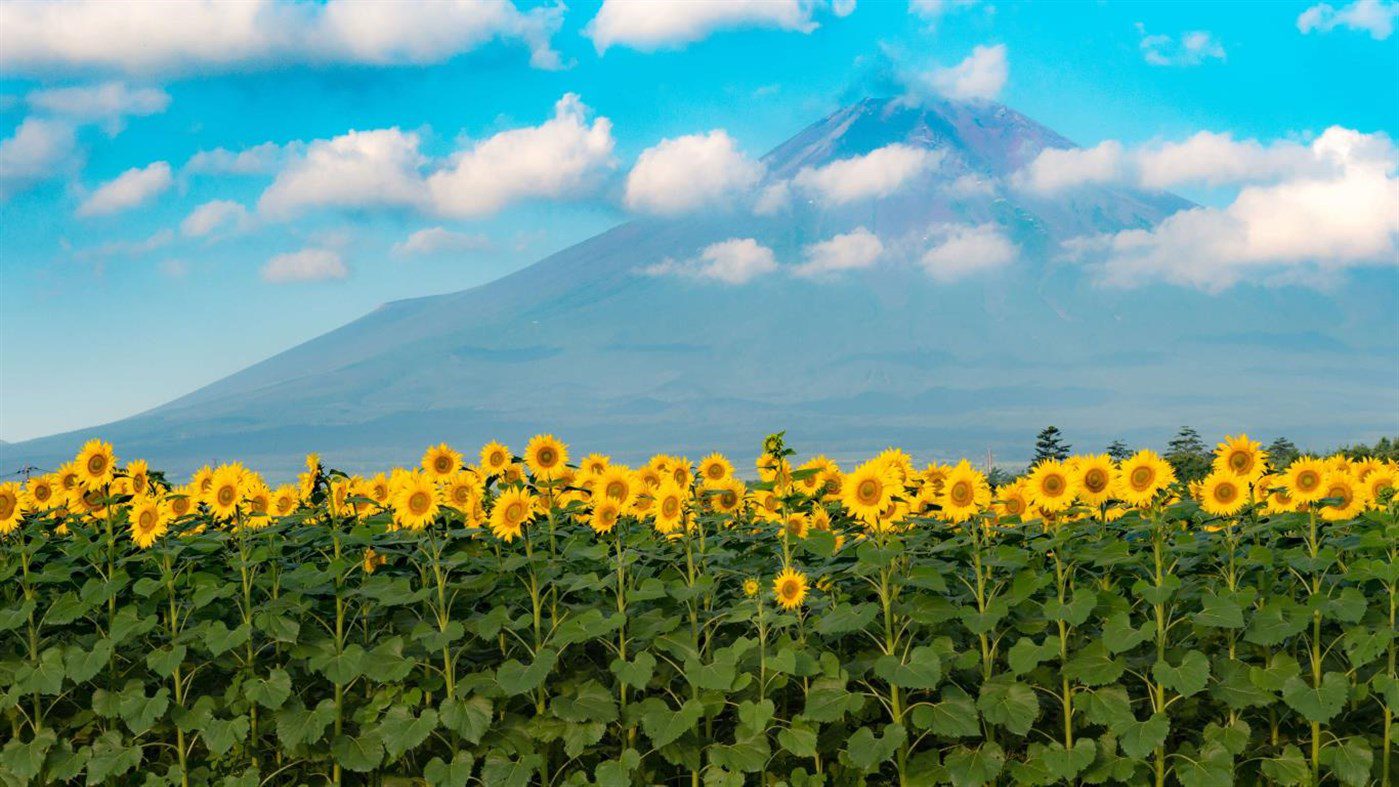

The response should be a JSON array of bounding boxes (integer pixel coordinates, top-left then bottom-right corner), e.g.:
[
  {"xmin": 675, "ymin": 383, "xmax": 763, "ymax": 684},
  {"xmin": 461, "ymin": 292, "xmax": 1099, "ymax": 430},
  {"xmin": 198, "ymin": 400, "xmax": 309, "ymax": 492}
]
[{"xmin": 1, "ymin": 433, "xmax": 1395, "ymax": 787}]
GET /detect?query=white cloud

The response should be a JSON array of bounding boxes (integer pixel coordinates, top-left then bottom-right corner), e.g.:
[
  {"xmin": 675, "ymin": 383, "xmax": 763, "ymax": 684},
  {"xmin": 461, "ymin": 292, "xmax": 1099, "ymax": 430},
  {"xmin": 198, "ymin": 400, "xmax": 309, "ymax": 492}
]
[
  {"xmin": 186, "ymin": 141, "xmax": 298, "ymax": 176},
  {"xmin": 26, "ymin": 82, "xmax": 169, "ymax": 128},
  {"xmin": 927, "ymin": 44, "xmax": 1007, "ymax": 101},
  {"xmin": 0, "ymin": 117, "xmax": 76, "ymax": 198},
  {"xmin": 72, "ymin": 228, "xmax": 174, "ymax": 261},
  {"xmin": 624, "ymin": 130, "xmax": 763, "ymax": 215},
  {"xmin": 792, "ymin": 143, "xmax": 940, "ymax": 205},
  {"xmin": 585, "ymin": 0, "xmax": 826, "ymax": 53},
  {"xmin": 77, "ymin": 160, "xmax": 172, "ymax": 216},
  {"xmin": 908, "ymin": 0, "xmax": 978, "ymax": 24},
  {"xmin": 261, "ymin": 248, "xmax": 348, "ymax": 283},
  {"xmin": 1068, "ymin": 127, "xmax": 1399, "ymax": 291},
  {"xmin": 1136, "ymin": 26, "xmax": 1227, "ymax": 66},
  {"xmin": 753, "ymin": 180, "xmax": 792, "ymax": 215},
  {"xmin": 0, "ymin": 0, "xmax": 564, "ymax": 75},
  {"xmin": 793, "ymin": 227, "xmax": 884, "ymax": 277},
  {"xmin": 643, "ymin": 237, "xmax": 778, "ymax": 284},
  {"xmin": 392, "ymin": 226, "xmax": 493, "ymax": 256},
  {"xmin": 919, "ymin": 223, "xmax": 1017, "ymax": 282},
  {"xmin": 1015, "ymin": 141, "xmax": 1126, "ymax": 193},
  {"xmin": 832, "ymin": 0, "xmax": 857, "ymax": 17},
  {"xmin": 426, "ymin": 93, "xmax": 614, "ymax": 217},
  {"xmin": 258, "ymin": 128, "xmax": 426, "ymax": 217},
  {"xmin": 181, "ymin": 199, "xmax": 250, "ymax": 237},
  {"xmin": 1298, "ymin": 0, "xmax": 1398, "ymax": 39}
]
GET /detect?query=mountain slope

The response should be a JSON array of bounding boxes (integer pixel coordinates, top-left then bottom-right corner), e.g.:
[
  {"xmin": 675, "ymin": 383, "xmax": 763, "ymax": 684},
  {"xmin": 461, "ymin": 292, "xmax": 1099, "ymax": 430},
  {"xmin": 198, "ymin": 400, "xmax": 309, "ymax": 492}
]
[{"xmin": 6, "ymin": 98, "xmax": 1396, "ymax": 476}]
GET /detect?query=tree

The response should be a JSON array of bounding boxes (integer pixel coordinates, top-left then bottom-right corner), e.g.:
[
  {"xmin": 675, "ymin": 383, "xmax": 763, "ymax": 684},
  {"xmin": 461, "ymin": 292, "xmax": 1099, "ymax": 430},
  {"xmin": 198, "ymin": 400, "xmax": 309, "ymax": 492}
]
[
  {"xmin": 1165, "ymin": 426, "xmax": 1211, "ymax": 482},
  {"xmin": 1106, "ymin": 440, "xmax": 1131, "ymax": 461},
  {"xmin": 1033, "ymin": 426, "xmax": 1071, "ymax": 464},
  {"xmin": 1266, "ymin": 437, "xmax": 1300, "ymax": 469}
]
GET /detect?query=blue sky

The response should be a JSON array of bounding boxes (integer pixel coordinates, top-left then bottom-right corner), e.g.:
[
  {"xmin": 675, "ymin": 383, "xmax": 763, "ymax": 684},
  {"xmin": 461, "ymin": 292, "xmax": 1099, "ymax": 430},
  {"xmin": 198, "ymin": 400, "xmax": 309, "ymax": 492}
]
[{"xmin": 1, "ymin": 0, "xmax": 1397, "ymax": 442}]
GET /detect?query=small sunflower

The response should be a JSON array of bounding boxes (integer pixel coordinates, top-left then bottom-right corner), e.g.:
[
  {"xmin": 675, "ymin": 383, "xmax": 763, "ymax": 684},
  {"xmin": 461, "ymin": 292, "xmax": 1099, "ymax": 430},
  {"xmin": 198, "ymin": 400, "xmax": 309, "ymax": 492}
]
[
  {"xmin": 1363, "ymin": 468, "xmax": 1395, "ymax": 503},
  {"xmin": 1116, "ymin": 450, "xmax": 1176, "ymax": 506},
  {"xmin": 442, "ymin": 472, "xmax": 481, "ymax": 514},
  {"xmin": 940, "ymin": 460, "xmax": 990, "ymax": 523},
  {"xmin": 125, "ymin": 459, "xmax": 151, "ymax": 495},
  {"xmin": 841, "ymin": 460, "xmax": 897, "ymax": 524},
  {"xmin": 206, "ymin": 464, "xmax": 245, "ymax": 521},
  {"xmin": 270, "ymin": 485, "xmax": 299, "ymax": 517},
  {"xmin": 1072, "ymin": 455, "xmax": 1117, "ymax": 506},
  {"xmin": 590, "ymin": 498, "xmax": 622, "ymax": 535},
  {"xmin": 490, "ymin": 487, "xmax": 535, "ymax": 542},
  {"xmin": 392, "ymin": 472, "xmax": 440, "ymax": 531},
  {"xmin": 1198, "ymin": 472, "xmax": 1247, "ymax": 516},
  {"xmin": 421, "ymin": 443, "xmax": 462, "ymax": 480},
  {"xmin": 1027, "ymin": 460, "xmax": 1076, "ymax": 512},
  {"xmin": 707, "ymin": 479, "xmax": 745, "ymax": 515},
  {"xmin": 1285, "ymin": 458, "xmax": 1328, "ymax": 504},
  {"xmin": 1318, "ymin": 472, "xmax": 1366, "ymax": 522},
  {"xmin": 524, "ymin": 434, "xmax": 569, "ymax": 481},
  {"xmin": 128, "ymin": 495, "xmax": 168, "ymax": 548},
  {"xmin": 0, "ymin": 482, "xmax": 22, "ymax": 534},
  {"xmin": 652, "ymin": 482, "xmax": 686, "ymax": 534},
  {"xmin": 773, "ymin": 567, "xmax": 809, "ymax": 611},
  {"xmin": 698, "ymin": 453, "xmax": 734, "ymax": 486},
  {"xmin": 1213, "ymin": 434, "xmax": 1268, "ymax": 481},
  {"xmin": 742, "ymin": 578, "xmax": 760, "ymax": 598},
  {"xmin": 362, "ymin": 547, "xmax": 387, "ymax": 574},
  {"xmin": 595, "ymin": 466, "xmax": 636, "ymax": 508},
  {"xmin": 165, "ymin": 486, "xmax": 196, "ymax": 520},
  {"xmin": 22, "ymin": 475, "xmax": 58, "ymax": 512},
  {"xmin": 993, "ymin": 479, "xmax": 1032, "ymax": 521},
  {"xmin": 579, "ymin": 453, "xmax": 611, "ymax": 478},
  {"xmin": 75, "ymin": 439, "xmax": 117, "ymax": 488},
  {"xmin": 479, "ymin": 441, "xmax": 513, "ymax": 476}
]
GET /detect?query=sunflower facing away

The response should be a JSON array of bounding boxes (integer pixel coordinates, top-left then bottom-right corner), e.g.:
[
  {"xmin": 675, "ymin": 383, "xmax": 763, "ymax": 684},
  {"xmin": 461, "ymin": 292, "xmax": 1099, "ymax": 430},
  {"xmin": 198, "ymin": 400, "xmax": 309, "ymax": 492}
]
[
  {"xmin": 490, "ymin": 487, "xmax": 535, "ymax": 542},
  {"xmin": 841, "ymin": 460, "xmax": 897, "ymax": 524},
  {"xmin": 1213, "ymin": 434, "xmax": 1268, "ymax": 481},
  {"xmin": 940, "ymin": 460, "xmax": 991, "ymax": 523},
  {"xmin": 1284, "ymin": 458, "xmax": 1328, "ymax": 504},
  {"xmin": 773, "ymin": 567, "xmax": 809, "ymax": 611},
  {"xmin": 128, "ymin": 495, "xmax": 168, "ymax": 549},
  {"xmin": 76, "ymin": 439, "xmax": 117, "ymax": 488},
  {"xmin": 392, "ymin": 473, "xmax": 440, "ymax": 531},
  {"xmin": 421, "ymin": 443, "xmax": 462, "ymax": 480},
  {"xmin": 524, "ymin": 434, "xmax": 569, "ymax": 481},
  {"xmin": 479, "ymin": 442, "xmax": 512, "ymax": 477},
  {"xmin": 1116, "ymin": 450, "xmax": 1176, "ymax": 506},
  {"xmin": 1199, "ymin": 472, "xmax": 1247, "ymax": 517}
]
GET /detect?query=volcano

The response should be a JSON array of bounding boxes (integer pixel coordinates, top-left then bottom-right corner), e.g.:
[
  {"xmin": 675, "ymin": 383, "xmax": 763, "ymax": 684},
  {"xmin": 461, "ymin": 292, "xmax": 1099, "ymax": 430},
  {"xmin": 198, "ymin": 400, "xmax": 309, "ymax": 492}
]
[{"xmin": 6, "ymin": 97, "xmax": 1397, "ymax": 476}]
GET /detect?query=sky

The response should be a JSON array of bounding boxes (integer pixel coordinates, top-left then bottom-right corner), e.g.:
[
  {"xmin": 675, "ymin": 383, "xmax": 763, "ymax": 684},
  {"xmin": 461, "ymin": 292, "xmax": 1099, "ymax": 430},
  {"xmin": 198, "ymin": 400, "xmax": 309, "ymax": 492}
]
[{"xmin": 1, "ymin": 0, "xmax": 1397, "ymax": 443}]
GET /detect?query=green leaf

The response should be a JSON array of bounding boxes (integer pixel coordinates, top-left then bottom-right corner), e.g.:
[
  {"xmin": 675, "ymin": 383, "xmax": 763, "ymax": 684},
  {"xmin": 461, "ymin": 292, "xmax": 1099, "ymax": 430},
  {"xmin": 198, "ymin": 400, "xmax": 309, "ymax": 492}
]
[
  {"xmin": 276, "ymin": 698, "xmax": 336, "ymax": 749},
  {"xmin": 0, "ymin": 598, "xmax": 35, "ymax": 632},
  {"xmin": 199, "ymin": 714, "xmax": 250, "ymax": 756},
  {"xmin": 314, "ymin": 644, "xmax": 366, "ymax": 685},
  {"xmin": 1321, "ymin": 738, "xmax": 1373, "ymax": 787},
  {"xmin": 561, "ymin": 721, "xmax": 607, "ymax": 759},
  {"xmin": 1064, "ymin": 642, "xmax": 1125, "ymax": 686},
  {"xmin": 1260, "ymin": 745, "xmax": 1310, "ymax": 785},
  {"xmin": 844, "ymin": 724, "xmax": 906, "ymax": 771},
  {"xmin": 641, "ymin": 698, "xmax": 703, "ymax": 748},
  {"xmin": 1281, "ymin": 673, "xmax": 1348, "ymax": 723},
  {"xmin": 380, "ymin": 706, "xmax": 438, "ymax": 761},
  {"xmin": 1174, "ymin": 743, "xmax": 1234, "ymax": 787},
  {"xmin": 44, "ymin": 591, "xmax": 89, "ymax": 626},
  {"xmin": 1043, "ymin": 739, "xmax": 1097, "ymax": 781},
  {"xmin": 778, "ymin": 725, "xmax": 818, "ymax": 758},
  {"xmin": 814, "ymin": 602, "xmax": 878, "ymax": 635},
  {"xmin": 1101, "ymin": 612, "xmax": 1150, "ymax": 654},
  {"xmin": 480, "ymin": 753, "xmax": 540, "ymax": 787},
  {"xmin": 0, "ymin": 729, "xmax": 54, "ymax": 780},
  {"xmin": 331, "ymin": 730, "xmax": 384, "ymax": 773},
  {"xmin": 202, "ymin": 620, "xmax": 250, "ymax": 656},
  {"xmin": 64, "ymin": 638, "xmax": 114, "ymax": 684},
  {"xmin": 84, "ymin": 730, "xmax": 141, "ymax": 785},
  {"xmin": 976, "ymin": 678, "xmax": 1040, "ymax": 736},
  {"xmin": 145, "ymin": 644, "xmax": 186, "ymax": 678},
  {"xmin": 1008, "ymin": 635, "xmax": 1058, "ymax": 675},
  {"xmin": 424, "ymin": 753, "xmax": 476, "ymax": 787},
  {"xmin": 709, "ymin": 730, "xmax": 770, "ymax": 773},
  {"xmin": 1195, "ymin": 592, "xmax": 1244, "ymax": 629},
  {"xmin": 244, "ymin": 668, "xmax": 292, "ymax": 710},
  {"xmin": 1118, "ymin": 714, "xmax": 1169, "ymax": 759},
  {"xmin": 737, "ymin": 699, "xmax": 775, "ymax": 731},
  {"xmin": 910, "ymin": 687, "xmax": 980, "ymax": 737},
  {"xmin": 496, "ymin": 648, "xmax": 557, "ymax": 695},
  {"xmin": 943, "ymin": 742, "xmax": 1006, "ymax": 787},
  {"xmin": 117, "ymin": 682, "xmax": 169, "ymax": 735},
  {"xmin": 874, "ymin": 645, "xmax": 942, "ymax": 689},
  {"xmin": 609, "ymin": 652, "xmax": 655, "ymax": 689},
  {"xmin": 440, "ymin": 696, "xmax": 492, "ymax": 744},
  {"xmin": 1211, "ymin": 660, "xmax": 1275, "ymax": 710},
  {"xmin": 1153, "ymin": 650, "xmax": 1210, "ymax": 698},
  {"xmin": 801, "ymin": 677, "xmax": 857, "ymax": 722},
  {"xmin": 550, "ymin": 679, "xmax": 616, "ymax": 723},
  {"xmin": 108, "ymin": 605, "xmax": 156, "ymax": 645},
  {"xmin": 1246, "ymin": 598, "xmax": 1308, "ymax": 646},
  {"xmin": 1080, "ymin": 685, "xmax": 1135, "ymax": 728},
  {"xmin": 16, "ymin": 647, "xmax": 65, "ymax": 695},
  {"xmin": 361, "ymin": 637, "xmax": 414, "ymax": 683}
]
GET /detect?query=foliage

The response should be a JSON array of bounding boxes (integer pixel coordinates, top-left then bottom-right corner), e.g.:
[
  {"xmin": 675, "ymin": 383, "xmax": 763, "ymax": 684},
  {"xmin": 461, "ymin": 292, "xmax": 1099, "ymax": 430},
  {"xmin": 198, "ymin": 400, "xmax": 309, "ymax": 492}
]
[{"xmin": 1032, "ymin": 427, "xmax": 1071, "ymax": 464}]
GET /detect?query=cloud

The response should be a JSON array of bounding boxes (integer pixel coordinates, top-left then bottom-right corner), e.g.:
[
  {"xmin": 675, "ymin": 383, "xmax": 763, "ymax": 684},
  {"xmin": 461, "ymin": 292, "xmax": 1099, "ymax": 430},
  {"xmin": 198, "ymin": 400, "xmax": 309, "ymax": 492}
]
[
  {"xmin": 907, "ymin": 0, "xmax": 978, "ymax": 25},
  {"xmin": 392, "ymin": 226, "xmax": 493, "ymax": 256},
  {"xmin": 1015, "ymin": 141, "xmax": 1127, "ymax": 193},
  {"xmin": 624, "ymin": 130, "xmax": 763, "ymax": 215},
  {"xmin": 926, "ymin": 44, "xmax": 1007, "ymax": 101},
  {"xmin": 1298, "ymin": 0, "xmax": 1398, "ymax": 39},
  {"xmin": 181, "ymin": 199, "xmax": 251, "ymax": 237},
  {"xmin": 258, "ymin": 128, "xmax": 426, "ymax": 217},
  {"xmin": 185, "ymin": 141, "xmax": 299, "ymax": 176},
  {"xmin": 0, "ymin": 117, "xmax": 76, "ymax": 198},
  {"xmin": 753, "ymin": 181, "xmax": 792, "ymax": 215},
  {"xmin": 26, "ymin": 82, "xmax": 169, "ymax": 129},
  {"xmin": 793, "ymin": 227, "xmax": 884, "ymax": 277},
  {"xmin": 0, "ymin": 0, "xmax": 564, "ymax": 75},
  {"xmin": 832, "ymin": 0, "xmax": 857, "ymax": 17},
  {"xmin": 1067, "ymin": 127, "xmax": 1399, "ymax": 290},
  {"xmin": 77, "ymin": 160, "xmax": 172, "ymax": 216},
  {"xmin": 72, "ymin": 228, "xmax": 174, "ymax": 261},
  {"xmin": 792, "ymin": 143, "xmax": 941, "ymax": 205},
  {"xmin": 426, "ymin": 93, "xmax": 614, "ymax": 217},
  {"xmin": 1136, "ymin": 26, "xmax": 1227, "ymax": 66},
  {"xmin": 585, "ymin": 0, "xmax": 829, "ymax": 53},
  {"xmin": 919, "ymin": 223, "xmax": 1017, "ymax": 282},
  {"xmin": 261, "ymin": 248, "xmax": 348, "ymax": 283},
  {"xmin": 643, "ymin": 237, "xmax": 778, "ymax": 284}
]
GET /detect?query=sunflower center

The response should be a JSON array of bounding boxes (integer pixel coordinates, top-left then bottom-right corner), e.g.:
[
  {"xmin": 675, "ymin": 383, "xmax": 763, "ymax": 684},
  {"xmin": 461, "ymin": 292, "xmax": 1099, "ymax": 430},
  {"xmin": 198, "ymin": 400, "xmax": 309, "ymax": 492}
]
[
  {"xmin": 1214, "ymin": 482, "xmax": 1238, "ymax": 503},
  {"xmin": 719, "ymin": 490, "xmax": 737, "ymax": 508},
  {"xmin": 0, "ymin": 496, "xmax": 14, "ymax": 518},
  {"xmin": 1325, "ymin": 485, "xmax": 1349, "ymax": 504},
  {"xmin": 35, "ymin": 486, "xmax": 52, "ymax": 503},
  {"xmin": 490, "ymin": 451, "xmax": 506, "ymax": 467},
  {"xmin": 434, "ymin": 456, "xmax": 452, "ymax": 473},
  {"xmin": 87, "ymin": 455, "xmax": 107, "ymax": 475},
  {"xmin": 1042, "ymin": 475, "xmax": 1065, "ymax": 495},
  {"xmin": 1130, "ymin": 466, "xmax": 1153, "ymax": 489},
  {"xmin": 537, "ymin": 448, "xmax": 556, "ymax": 467},
  {"xmin": 1297, "ymin": 471, "xmax": 1320, "ymax": 491},
  {"xmin": 856, "ymin": 479, "xmax": 880, "ymax": 504},
  {"xmin": 707, "ymin": 465, "xmax": 724, "ymax": 479},
  {"xmin": 1084, "ymin": 469, "xmax": 1109, "ymax": 493},
  {"xmin": 217, "ymin": 486, "xmax": 237, "ymax": 506},
  {"xmin": 1005, "ymin": 498, "xmax": 1025, "ymax": 515},
  {"xmin": 1228, "ymin": 452, "xmax": 1251, "ymax": 472},
  {"xmin": 453, "ymin": 487, "xmax": 470, "ymax": 505},
  {"xmin": 606, "ymin": 481, "xmax": 626, "ymax": 500},
  {"xmin": 662, "ymin": 497, "xmax": 680, "ymax": 518},
  {"xmin": 950, "ymin": 481, "xmax": 972, "ymax": 506},
  {"xmin": 779, "ymin": 579, "xmax": 800, "ymax": 599},
  {"xmin": 138, "ymin": 510, "xmax": 157, "ymax": 530}
]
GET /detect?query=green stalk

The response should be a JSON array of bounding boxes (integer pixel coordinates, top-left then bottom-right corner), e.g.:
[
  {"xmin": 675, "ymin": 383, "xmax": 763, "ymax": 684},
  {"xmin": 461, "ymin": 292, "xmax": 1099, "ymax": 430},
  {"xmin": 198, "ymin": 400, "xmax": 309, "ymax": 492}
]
[{"xmin": 163, "ymin": 549, "xmax": 190, "ymax": 787}]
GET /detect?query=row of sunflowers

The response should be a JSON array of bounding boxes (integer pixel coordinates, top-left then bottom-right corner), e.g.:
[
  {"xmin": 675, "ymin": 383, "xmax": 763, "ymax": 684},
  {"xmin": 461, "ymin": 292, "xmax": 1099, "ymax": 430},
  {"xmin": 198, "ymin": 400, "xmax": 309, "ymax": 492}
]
[{"xmin": 1, "ymin": 433, "xmax": 1395, "ymax": 786}]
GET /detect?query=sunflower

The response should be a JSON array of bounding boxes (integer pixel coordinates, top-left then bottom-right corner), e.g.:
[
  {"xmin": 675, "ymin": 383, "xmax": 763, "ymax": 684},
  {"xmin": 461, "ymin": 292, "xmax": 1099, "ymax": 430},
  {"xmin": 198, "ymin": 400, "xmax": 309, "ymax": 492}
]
[
  {"xmin": 22, "ymin": 475, "xmax": 58, "ymax": 511},
  {"xmin": 652, "ymin": 482, "xmax": 686, "ymax": 535},
  {"xmin": 780, "ymin": 513, "xmax": 809, "ymax": 540},
  {"xmin": 1116, "ymin": 450, "xmax": 1176, "ymax": 506},
  {"xmin": 128, "ymin": 495, "xmax": 168, "ymax": 548},
  {"xmin": 994, "ymin": 479, "xmax": 1032, "ymax": 521},
  {"xmin": 524, "ymin": 434, "xmax": 569, "ymax": 481},
  {"xmin": 479, "ymin": 441, "xmax": 512, "ymax": 476},
  {"xmin": 669, "ymin": 460, "xmax": 693, "ymax": 489},
  {"xmin": 392, "ymin": 473, "xmax": 440, "ymax": 531},
  {"xmin": 55, "ymin": 463, "xmax": 81, "ymax": 495},
  {"xmin": 442, "ymin": 472, "xmax": 481, "ymax": 514},
  {"xmin": 841, "ymin": 460, "xmax": 897, "ymax": 524},
  {"xmin": 362, "ymin": 547, "xmax": 387, "ymax": 574},
  {"xmin": 940, "ymin": 460, "xmax": 990, "ymax": 522},
  {"xmin": 421, "ymin": 443, "xmax": 462, "ymax": 479},
  {"xmin": 75, "ymin": 439, "xmax": 117, "ymax": 488},
  {"xmin": 1285, "ymin": 458, "xmax": 1328, "ymax": 504},
  {"xmin": 817, "ymin": 468, "xmax": 844, "ymax": 501},
  {"xmin": 590, "ymin": 498, "xmax": 622, "ymax": 535},
  {"xmin": 1027, "ymin": 460, "xmax": 1076, "ymax": 512},
  {"xmin": 579, "ymin": 453, "xmax": 611, "ymax": 479},
  {"xmin": 125, "ymin": 459, "xmax": 151, "ymax": 495},
  {"xmin": 707, "ymin": 479, "xmax": 745, "ymax": 515},
  {"xmin": 490, "ymin": 487, "xmax": 535, "ymax": 542},
  {"xmin": 875, "ymin": 448, "xmax": 914, "ymax": 485},
  {"xmin": 1363, "ymin": 468, "xmax": 1396, "ymax": 503},
  {"xmin": 773, "ymin": 567, "xmax": 809, "ymax": 611},
  {"xmin": 795, "ymin": 457, "xmax": 833, "ymax": 496},
  {"xmin": 205, "ymin": 465, "xmax": 245, "ymax": 521},
  {"xmin": 921, "ymin": 463, "xmax": 952, "ymax": 492},
  {"xmin": 1317, "ymin": 472, "xmax": 1366, "ymax": 522},
  {"xmin": 698, "ymin": 453, "xmax": 733, "ymax": 486},
  {"xmin": 635, "ymin": 465, "xmax": 664, "ymax": 491},
  {"xmin": 1199, "ymin": 472, "xmax": 1247, "ymax": 516},
  {"xmin": 1213, "ymin": 434, "xmax": 1268, "ymax": 481},
  {"xmin": 810, "ymin": 506, "xmax": 832, "ymax": 532},
  {"xmin": 266, "ymin": 485, "xmax": 296, "ymax": 517},
  {"xmin": 361, "ymin": 473, "xmax": 390, "ymax": 506},
  {"xmin": 742, "ymin": 578, "xmax": 760, "ymax": 598},
  {"xmin": 595, "ymin": 466, "xmax": 636, "ymax": 509},
  {"xmin": 0, "ymin": 482, "xmax": 21, "ymax": 534},
  {"xmin": 163, "ymin": 485, "xmax": 196, "ymax": 520},
  {"xmin": 243, "ymin": 483, "xmax": 273, "ymax": 526},
  {"xmin": 500, "ymin": 463, "xmax": 526, "ymax": 486},
  {"xmin": 1072, "ymin": 455, "xmax": 1117, "ymax": 506}
]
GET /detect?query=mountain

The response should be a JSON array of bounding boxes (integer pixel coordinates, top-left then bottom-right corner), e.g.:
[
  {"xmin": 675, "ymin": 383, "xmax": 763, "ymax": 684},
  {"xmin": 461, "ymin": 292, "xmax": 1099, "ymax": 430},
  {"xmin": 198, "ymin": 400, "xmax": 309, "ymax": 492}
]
[{"xmin": 5, "ymin": 97, "xmax": 1396, "ymax": 477}]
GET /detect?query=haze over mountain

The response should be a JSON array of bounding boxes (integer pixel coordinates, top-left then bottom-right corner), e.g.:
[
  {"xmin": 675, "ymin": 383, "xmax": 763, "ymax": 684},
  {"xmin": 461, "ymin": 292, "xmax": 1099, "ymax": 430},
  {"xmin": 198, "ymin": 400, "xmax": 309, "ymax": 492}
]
[{"xmin": 6, "ymin": 97, "xmax": 1396, "ymax": 476}]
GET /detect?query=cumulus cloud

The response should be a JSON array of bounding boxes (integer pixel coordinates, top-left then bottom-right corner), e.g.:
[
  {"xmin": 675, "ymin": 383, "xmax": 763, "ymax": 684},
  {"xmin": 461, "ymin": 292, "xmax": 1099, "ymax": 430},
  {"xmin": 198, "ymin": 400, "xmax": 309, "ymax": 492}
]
[
  {"xmin": 392, "ymin": 226, "xmax": 493, "ymax": 256},
  {"xmin": 1067, "ymin": 127, "xmax": 1399, "ymax": 291},
  {"xmin": 919, "ymin": 223, "xmax": 1017, "ymax": 282},
  {"xmin": 643, "ymin": 237, "xmax": 778, "ymax": 284},
  {"xmin": 753, "ymin": 181, "xmax": 792, "ymax": 215},
  {"xmin": 624, "ymin": 130, "xmax": 763, "ymax": 215},
  {"xmin": 77, "ymin": 160, "xmax": 172, "ymax": 216},
  {"xmin": 26, "ymin": 82, "xmax": 169, "ymax": 129},
  {"xmin": 792, "ymin": 143, "xmax": 941, "ymax": 205},
  {"xmin": 0, "ymin": 117, "xmax": 77, "ymax": 198},
  {"xmin": 926, "ymin": 44, "xmax": 1007, "ymax": 101},
  {"xmin": 258, "ymin": 128, "xmax": 426, "ymax": 217},
  {"xmin": 1298, "ymin": 0, "xmax": 1398, "ymax": 39},
  {"xmin": 793, "ymin": 227, "xmax": 884, "ymax": 277},
  {"xmin": 1015, "ymin": 141, "xmax": 1128, "ymax": 193},
  {"xmin": 585, "ymin": 0, "xmax": 832, "ymax": 53},
  {"xmin": 181, "ymin": 199, "xmax": 250, "ymax": 237},
  {"xmin": 1136, "ymin": 26, "xmax": 1227, "ymax": 66},
  {"xmin": 261, "ymin": 248, "xmax": 348, "ymax": 283},
  {"xmin": 427, "ymin": 94, "xmax": 614, "ymax": 217},
  {"xmin": 185, "ymin": 141, "xmax": 298, "ymax": 176},
  {"xmin": 908, "ymin": 0, "xmax": 978, "ymax": 24},
  {"xmin": 0, "ymin": 0, "xmax": 564, "ymax": 75}
]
